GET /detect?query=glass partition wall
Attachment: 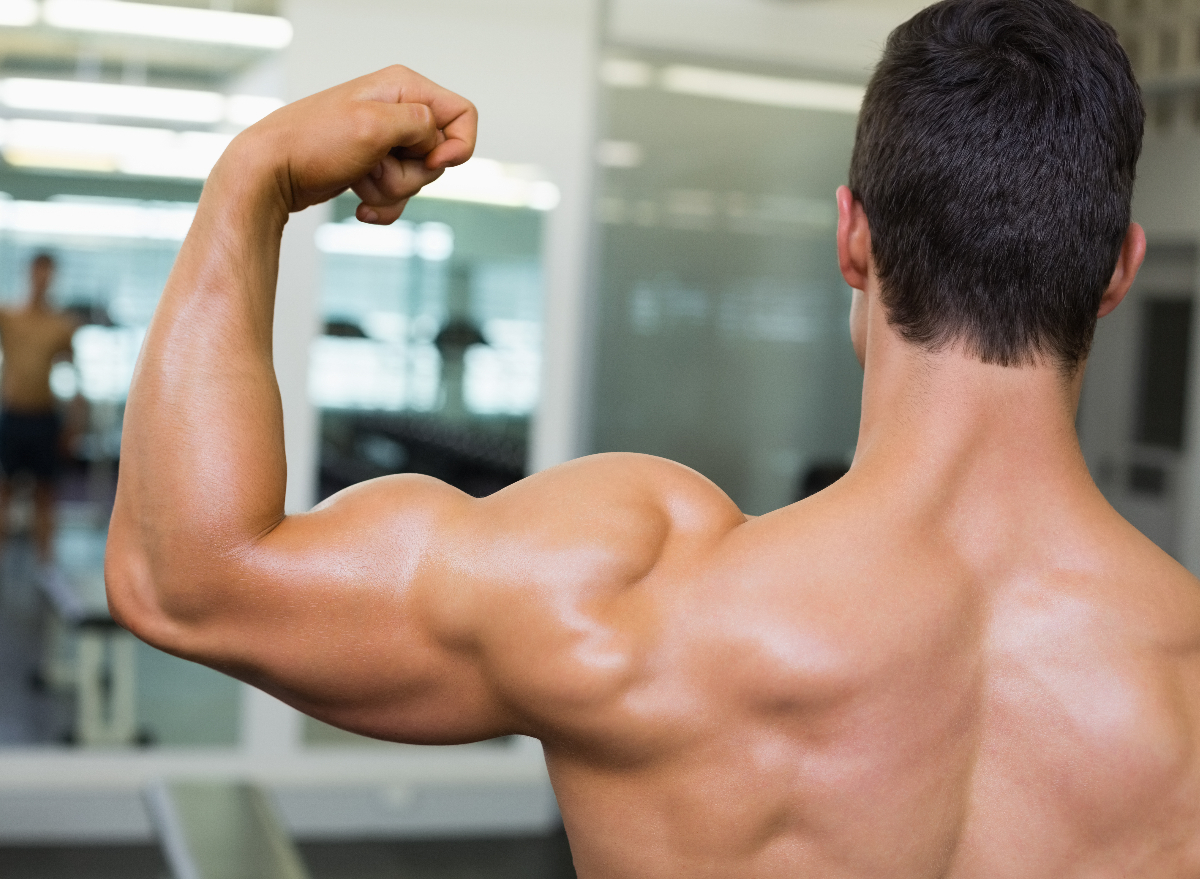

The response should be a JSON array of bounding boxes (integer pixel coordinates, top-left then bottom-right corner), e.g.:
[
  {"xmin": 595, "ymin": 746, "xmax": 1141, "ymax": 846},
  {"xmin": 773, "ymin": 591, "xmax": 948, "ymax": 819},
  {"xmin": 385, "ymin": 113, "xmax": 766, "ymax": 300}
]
[
  {"xmin": 0, "ymin": 0, "xmax": 576, "ymax": 849},
  {"xmin": 0, "ymin": 0, "xmax": 286, "ymax": 754},
  {"xmin": 306, "ymin": 193, "xmax": 549, "ymax": 748},
  {"xmin": 589, "ymin": 52, "xmax": 866, "ymax": 514},
  {"xmin": 312, "ymin": 197, "xmax": 546, "ymax": 504},
  {"xmin": 0, "ymin": 5, "xmax": 578, "ymax": 849},
  {"xmin": 590, "ymin": 11, "xmax": 1200, "ymax": 562},
  {"xmin": 0, "ymin": 185, "xmax": 244, "ymax": 749},
  {"xmin": 0, "ymin": 183, "xmax": 554, "ymax": 751}
]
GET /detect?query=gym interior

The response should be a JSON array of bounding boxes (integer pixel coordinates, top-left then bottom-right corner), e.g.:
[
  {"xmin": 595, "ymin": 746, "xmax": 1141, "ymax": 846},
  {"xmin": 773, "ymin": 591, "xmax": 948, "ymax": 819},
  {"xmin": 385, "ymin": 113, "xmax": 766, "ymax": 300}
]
[{"xmin": 0, "ymin": 0, "xmax": 1197, "ymax": 876}]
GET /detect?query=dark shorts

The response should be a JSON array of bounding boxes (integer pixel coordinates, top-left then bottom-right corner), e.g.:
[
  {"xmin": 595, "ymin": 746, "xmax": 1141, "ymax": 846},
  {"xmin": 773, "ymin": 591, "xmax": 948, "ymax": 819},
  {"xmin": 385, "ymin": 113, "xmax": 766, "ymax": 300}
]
[{"xmin": 0, "ymin": 410, "xmax": 62, "ymax": 481}]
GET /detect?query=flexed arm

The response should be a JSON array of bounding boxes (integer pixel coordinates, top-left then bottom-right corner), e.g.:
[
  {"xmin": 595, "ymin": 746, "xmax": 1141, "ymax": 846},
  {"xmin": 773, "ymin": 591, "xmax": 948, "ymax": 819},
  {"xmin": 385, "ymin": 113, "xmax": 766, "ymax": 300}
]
[
  {"xmin": 106, "ymin": 66, "xmax": 743, "ymax": 746},
  {"xmin": 110, "ymin": 67, "xmax": 475, "ymax": 558},
  {"xmin": 103, "ymin": 68, "xmax": 519, "ymax": 741}
]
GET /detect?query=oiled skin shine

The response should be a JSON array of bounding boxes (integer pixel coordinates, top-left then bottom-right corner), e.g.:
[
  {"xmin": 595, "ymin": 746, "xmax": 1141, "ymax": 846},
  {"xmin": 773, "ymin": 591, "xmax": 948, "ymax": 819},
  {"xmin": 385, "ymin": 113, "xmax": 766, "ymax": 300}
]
[{"xmin": 106, "ymin": 69, "xmax": 1200, "ymax": 878}]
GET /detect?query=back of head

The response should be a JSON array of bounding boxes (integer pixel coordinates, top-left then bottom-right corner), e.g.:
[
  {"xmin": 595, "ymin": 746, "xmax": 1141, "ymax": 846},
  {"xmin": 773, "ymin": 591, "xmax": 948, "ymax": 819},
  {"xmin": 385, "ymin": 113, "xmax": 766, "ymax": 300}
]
[{"xmin": 849, "ymin": 0, "xmax": 1144, "ymax": 369}]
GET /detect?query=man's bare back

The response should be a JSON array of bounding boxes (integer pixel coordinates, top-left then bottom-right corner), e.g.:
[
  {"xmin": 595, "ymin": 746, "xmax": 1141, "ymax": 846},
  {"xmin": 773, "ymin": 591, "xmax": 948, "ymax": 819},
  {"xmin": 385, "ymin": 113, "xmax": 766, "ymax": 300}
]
[
  {"xmin": 530, "ymin": 447, "xmax": 1200, "ymax": 877},
  {"xmin": 104, "ymin": 2, "xmax": 1200, "ymax": 876}
]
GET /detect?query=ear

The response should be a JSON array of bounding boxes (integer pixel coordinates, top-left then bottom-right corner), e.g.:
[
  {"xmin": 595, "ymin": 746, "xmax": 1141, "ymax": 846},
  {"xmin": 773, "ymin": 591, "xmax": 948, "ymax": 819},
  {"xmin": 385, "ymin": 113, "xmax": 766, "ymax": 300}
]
[
  {"xmin": 1098, "ymin": 223, "xmax": 1146, "ymax": 318},
  {"xmin": 837, "ymin": 186, "xmax": 872, "ymax": 292}
]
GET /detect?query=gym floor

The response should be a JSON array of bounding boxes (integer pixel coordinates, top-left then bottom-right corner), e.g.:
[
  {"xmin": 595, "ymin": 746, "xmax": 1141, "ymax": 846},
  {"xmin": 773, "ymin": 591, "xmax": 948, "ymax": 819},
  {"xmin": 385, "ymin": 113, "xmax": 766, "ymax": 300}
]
[{"xmin": 0, "ymin": 833, "xmax": 578, "ymax": 878}]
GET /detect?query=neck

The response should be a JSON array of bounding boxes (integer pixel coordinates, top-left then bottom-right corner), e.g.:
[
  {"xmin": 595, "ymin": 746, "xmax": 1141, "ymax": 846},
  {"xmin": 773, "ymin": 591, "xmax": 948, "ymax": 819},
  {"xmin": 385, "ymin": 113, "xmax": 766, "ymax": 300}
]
[{"xmin": 850, "ymin": 294, "xmax": 1095, "ymax": 521}]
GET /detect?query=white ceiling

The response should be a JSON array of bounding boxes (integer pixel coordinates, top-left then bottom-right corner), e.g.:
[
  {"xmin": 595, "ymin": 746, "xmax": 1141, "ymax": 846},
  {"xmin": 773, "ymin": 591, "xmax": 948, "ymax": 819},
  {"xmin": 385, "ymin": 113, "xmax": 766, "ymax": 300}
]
[
  {"xmin": 609, "ymin": 0, "xmax": 931, "ymax": 79},
  {"xmin": 0, "ymin": 0, "xmax": 285, "ymax": 85}
]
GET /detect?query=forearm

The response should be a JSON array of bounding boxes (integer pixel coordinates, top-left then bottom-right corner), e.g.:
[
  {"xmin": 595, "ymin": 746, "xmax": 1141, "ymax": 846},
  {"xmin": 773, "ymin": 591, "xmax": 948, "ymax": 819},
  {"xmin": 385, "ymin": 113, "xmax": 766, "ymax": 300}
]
[
  {"xmin": 109, "ymin": 139, "xmax": 292, "ymax": 620},
  {"xmin": 106, "ymin": 66, "xmax": 478, "ymax": 678}
]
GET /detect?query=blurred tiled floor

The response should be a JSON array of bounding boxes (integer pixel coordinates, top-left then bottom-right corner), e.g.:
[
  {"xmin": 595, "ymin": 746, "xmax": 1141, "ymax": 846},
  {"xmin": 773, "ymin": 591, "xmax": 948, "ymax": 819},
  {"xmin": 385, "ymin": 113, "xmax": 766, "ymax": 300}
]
[{"xmin": 0, "ymin": 833, "xmax": 578, "ymax": 878}]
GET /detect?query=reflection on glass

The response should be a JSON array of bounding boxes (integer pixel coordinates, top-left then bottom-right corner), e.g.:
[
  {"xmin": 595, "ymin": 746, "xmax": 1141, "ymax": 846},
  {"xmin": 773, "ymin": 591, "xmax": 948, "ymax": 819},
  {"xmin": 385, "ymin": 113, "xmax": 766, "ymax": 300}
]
[
  {"xmin": 0, "ymin": 194, "xmax": 240, "ymax": 750},
  {"xmin": 591, "ymin": 53, "xmax": 865, "ymax": 515},
  {"xmin": 1080, "ymin": 243, "xmax": 1198, "ymax": 559},
  {"xmin": 307, "ymin": 195, "xmax": 547, "ymax": 747}
]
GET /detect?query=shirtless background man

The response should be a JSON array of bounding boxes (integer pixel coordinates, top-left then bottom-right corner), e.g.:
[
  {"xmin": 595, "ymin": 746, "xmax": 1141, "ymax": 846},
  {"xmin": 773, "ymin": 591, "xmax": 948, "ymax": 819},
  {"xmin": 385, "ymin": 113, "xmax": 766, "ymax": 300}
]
[
  {"xmin": 106, "ymin": 0, "xmax": 1200, "ymax": 876},
  {"xmin": 0, "ymin": 253, "xmax": 77, "ymax": 561}
]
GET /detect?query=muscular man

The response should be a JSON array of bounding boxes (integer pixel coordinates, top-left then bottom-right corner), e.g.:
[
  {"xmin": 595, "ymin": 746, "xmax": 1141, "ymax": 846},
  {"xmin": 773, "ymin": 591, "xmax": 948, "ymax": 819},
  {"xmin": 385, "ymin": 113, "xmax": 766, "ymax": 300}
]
[
  {"xmin": 107, "ymin": 0, "xmax": 1200, "ymax": 876},
  {"xmin": 0, "ymin": 253, "xmax": 77, "ymax": 561}
]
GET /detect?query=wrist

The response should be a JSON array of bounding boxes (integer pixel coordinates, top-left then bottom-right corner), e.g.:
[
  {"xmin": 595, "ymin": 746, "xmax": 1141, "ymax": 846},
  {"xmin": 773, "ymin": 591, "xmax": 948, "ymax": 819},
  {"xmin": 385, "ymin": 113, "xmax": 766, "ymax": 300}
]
[{"xmin": 203, "ymin": 130, "xmax": 292, "ymax": 233}]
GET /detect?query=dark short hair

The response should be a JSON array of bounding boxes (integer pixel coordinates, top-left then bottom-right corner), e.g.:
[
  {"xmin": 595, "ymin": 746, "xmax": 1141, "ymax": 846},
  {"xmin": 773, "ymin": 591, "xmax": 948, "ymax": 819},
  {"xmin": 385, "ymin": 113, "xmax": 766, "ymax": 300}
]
[
  {"xmin": 848, "ymin": 0, "xmax": 1144, "ymax": 368},
  {"xmin": 31, "ymin": 251, "xmax": 56, "ymax": 268}
]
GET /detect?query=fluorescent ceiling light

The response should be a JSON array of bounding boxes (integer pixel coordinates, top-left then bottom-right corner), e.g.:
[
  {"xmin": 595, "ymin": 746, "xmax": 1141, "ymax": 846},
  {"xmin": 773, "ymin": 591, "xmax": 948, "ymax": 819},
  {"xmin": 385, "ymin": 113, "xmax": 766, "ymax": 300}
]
[
  {"xmin": 600, "ymin": 58, "xmax": 654, "ymax": 89},
  {"xmin": 661, "ymin": 65, "xmax": 864, "ymax": 114},
  {"xmin": 414, "ymin": 222, "xmax": 454, "ymax": 261},
  {"xmin": 226, "ymin": 94, "xmax": 284, "ymax": 127},
  {"xmin": 419, "ymin": 158, "xmax": 560, "ymax": 211},
  {"xmin": 317, "ymin": 221, "xmax": 415, "ymax": 259},
  {"xmin": 597, "ymin": 140, "xmax": 644, "ymax": 169},
  {"xmin": 1, "ymin": 79, "xmax": 225, "ymax": 123},
  {"xmin": 121, "ymin": 130, "xmax": 231, "ymax": 179},
  {"xmin": 0, "ymin": 196, "xmax": 195, "ymax": 240},
  {"xmin": 316, "ymin": 220, "xmax": 454, "ymax": 262},
  {"xmin": 0, "ymin": 0, "xmax": 36, "ymax": 27},
  {"xmin": 0, "ymin": 118, "xmax": 233, "ymax": 179},
  {"xmin": 43, "ymin": 0, "xmax": 294, "ymax": 50},
  {"xmin": 0, "ymin": 78, "xmax": 286, "ymax": 127}
]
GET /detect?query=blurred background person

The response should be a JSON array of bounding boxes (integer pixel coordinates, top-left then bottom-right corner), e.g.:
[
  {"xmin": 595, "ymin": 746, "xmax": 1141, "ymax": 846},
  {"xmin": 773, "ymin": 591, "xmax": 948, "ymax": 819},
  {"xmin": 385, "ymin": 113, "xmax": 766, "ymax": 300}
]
[{"xmin": 0, "ymin": 253, "xmax": 78, "ymax": 563}]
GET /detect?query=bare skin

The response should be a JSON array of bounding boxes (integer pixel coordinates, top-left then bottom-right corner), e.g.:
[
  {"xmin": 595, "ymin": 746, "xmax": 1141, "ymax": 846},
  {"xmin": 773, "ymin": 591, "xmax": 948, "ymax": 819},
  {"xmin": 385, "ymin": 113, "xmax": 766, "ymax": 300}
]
[
  {"xmin": 105, "ymin": 68, "xmax": 1200, "ymax": 878},
  {"xmin": 0, "ymin": 258, "xmax": 77, "ymax": 559},
  {"xmin": 0, "ymin": 260, "xmax": 75, "ymax": 413}
]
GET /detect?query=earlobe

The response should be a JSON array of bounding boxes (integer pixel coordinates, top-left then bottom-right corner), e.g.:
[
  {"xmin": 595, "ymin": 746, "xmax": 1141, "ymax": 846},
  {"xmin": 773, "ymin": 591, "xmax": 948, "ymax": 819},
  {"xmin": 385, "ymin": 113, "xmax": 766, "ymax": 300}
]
[
  {"xmin": 1098, "ymin": 222, "xmax": 1146, "ymax": 319},
  {"xmin": 837, "ymin": 186, "xmax": 872, "ymax": 292}
]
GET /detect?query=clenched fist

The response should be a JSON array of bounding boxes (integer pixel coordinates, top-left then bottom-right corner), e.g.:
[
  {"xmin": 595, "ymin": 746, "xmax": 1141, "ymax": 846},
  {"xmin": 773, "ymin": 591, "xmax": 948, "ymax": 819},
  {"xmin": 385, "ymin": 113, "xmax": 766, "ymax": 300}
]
[{"xmin": 219, "ymin": 65, "xmax": 478, "ymax": 226}]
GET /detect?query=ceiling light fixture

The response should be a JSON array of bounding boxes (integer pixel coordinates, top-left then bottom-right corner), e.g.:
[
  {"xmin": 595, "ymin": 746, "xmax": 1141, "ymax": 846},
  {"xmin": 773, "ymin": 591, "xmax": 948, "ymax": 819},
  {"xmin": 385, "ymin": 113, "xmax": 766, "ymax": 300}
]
[
  {"xmin": 1, "ymin": 79, "xmax": 225, "ymax": 123},
  {"xmin": 0, "ymin": 196, "xmax": 196, "ymax": 240},
  {"xmin": 0, "ymin": 79, "xmax": 286, "ymax": 126},
  {"xmin": 597, "ymin": 140, "xmax": 644, "ymax": 169},
  {"xmin": 42, "ymin": 0, "xmax": 294, "ymax": 50},
  {"xmin": 316, "ymin": 221, "xmax": 416, "ymax": 259},
  {"xmin": 0, "ymin": 118, "xmax": 233, "ymax": 179},
  {"xmin": 661, "ymin": 65, "xmax": 864, "ymax": 114},
  {"xmin": 316, "ymin": 220, "xmax": 455, "ymax": 262},
  {"xmin": 0, "ymin": 0, "xmax": 36, "ymax": 27},
  {"xmin": 419, "ymin": 158, "xmax": 561, "ymax": 211},
  {"xmin": 600, "ymin": 58, "xmax": 654, "ymax": 89}
]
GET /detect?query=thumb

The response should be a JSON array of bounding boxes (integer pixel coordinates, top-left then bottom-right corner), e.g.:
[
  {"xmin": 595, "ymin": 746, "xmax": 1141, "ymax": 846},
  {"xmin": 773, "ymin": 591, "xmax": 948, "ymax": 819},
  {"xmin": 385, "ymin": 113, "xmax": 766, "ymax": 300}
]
[{"xmin": 355, "ymin": 101, "xmax": 442, "ymax": 166}]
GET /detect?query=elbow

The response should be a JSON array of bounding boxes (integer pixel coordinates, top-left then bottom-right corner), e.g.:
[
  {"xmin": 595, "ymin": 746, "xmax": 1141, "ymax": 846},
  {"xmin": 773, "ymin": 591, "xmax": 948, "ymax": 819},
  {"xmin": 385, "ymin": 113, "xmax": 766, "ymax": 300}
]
[
  {"xmin": 104, "ymin": 521, "xmax": 207, "ymax": 654},
  {"xmin": 105, "ymin": 532, "xmax": 172, "ymax": 648}
]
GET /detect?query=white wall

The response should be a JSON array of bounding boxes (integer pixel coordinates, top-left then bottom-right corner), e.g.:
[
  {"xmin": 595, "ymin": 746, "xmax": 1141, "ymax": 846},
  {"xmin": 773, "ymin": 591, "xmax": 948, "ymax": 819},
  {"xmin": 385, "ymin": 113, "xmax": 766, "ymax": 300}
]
[{"xmin": 609, "ymin": 0, "xmax": 926, "ymax": 77}]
